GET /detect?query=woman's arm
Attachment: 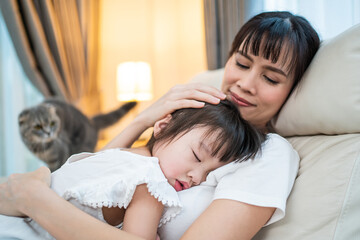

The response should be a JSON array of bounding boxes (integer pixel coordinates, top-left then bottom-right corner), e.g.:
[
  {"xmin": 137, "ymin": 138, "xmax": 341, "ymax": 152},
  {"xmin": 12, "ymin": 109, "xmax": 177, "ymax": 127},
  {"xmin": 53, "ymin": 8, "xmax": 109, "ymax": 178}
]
[
  {"xmin": 103, "ymin": 83, "xmax": 226, "ymax": 149},
  {"xmin": 0, "ymin": 168, "xmax": 143, "ymax": 240},
  {"xmin": 181, "ymin": 199, "xmax": 275, "ymax": 240},
  {"xmin": 122, "ymin": 184, "xmax": 164, "ymax": 240}
]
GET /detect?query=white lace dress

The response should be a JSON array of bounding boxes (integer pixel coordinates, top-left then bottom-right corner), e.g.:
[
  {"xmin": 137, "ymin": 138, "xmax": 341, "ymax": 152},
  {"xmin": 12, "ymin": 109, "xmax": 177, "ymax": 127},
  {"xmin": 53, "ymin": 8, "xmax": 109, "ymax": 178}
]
[{"xmin": 0, "ymin": 148, "xmax": 182, "ymax": 240}]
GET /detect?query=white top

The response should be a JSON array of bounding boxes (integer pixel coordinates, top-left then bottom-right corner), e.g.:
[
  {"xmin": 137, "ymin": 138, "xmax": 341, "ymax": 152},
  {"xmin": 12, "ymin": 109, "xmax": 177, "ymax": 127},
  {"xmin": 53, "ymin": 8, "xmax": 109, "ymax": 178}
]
[
  {"xmin": 52, "ymin": 149, "xmax": 182, "ymax": 226},
  {"xmin": 158, "ymin": 133, "xmax": 300, "ymax": 240},
  {"xmin": 27, "ymin": 149, "xmax": 182, "ymax": 239}
]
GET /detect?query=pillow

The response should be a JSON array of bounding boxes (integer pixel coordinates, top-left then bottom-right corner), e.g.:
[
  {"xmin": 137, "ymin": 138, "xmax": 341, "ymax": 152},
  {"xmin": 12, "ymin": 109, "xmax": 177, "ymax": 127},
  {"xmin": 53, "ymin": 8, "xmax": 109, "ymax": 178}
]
[{"xmin": 273, "ymin": 24, "xmax": 360, "ymax": 136}]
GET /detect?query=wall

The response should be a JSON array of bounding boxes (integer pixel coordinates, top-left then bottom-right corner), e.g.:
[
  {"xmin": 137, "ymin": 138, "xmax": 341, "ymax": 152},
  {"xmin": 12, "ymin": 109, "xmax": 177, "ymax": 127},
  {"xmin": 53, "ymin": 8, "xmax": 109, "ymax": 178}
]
[{"xmin": 97, "ymin": 0, "xmax": 207, "ymax": 144}]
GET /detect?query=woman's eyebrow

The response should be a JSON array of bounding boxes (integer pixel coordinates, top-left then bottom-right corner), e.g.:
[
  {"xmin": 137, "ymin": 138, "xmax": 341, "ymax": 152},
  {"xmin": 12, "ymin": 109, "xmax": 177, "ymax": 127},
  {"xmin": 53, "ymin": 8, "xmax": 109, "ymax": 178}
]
[
  {"xmin": 237, "ymin": 50, "xmax": 288, "ymax": 77},
  {"xmin": 264, "ymin": 66, "xmax": 288, "ymax": 77}
]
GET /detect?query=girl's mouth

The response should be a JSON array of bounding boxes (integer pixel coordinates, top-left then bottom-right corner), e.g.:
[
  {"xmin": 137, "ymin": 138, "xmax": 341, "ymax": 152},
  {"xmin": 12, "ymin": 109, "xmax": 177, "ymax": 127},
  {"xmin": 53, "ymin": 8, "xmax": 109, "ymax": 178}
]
[{"xmin": 174, "ymin": 180, "xmax": 189, "ymax": 191}]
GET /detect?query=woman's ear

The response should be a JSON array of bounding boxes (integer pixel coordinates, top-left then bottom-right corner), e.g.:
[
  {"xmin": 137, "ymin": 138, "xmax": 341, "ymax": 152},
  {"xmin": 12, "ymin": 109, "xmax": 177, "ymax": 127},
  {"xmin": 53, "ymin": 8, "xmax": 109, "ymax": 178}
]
[{"xmin": 153, "ymin": 114, "xmax": 172, "ymax": 138}]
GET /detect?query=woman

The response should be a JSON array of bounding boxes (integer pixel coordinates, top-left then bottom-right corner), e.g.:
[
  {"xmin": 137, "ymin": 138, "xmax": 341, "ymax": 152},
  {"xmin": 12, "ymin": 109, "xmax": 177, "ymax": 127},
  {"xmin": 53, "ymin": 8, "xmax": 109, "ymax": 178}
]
[{"xmin": 0, "ymin": 11, "xmax": 320, "ymax": 240}]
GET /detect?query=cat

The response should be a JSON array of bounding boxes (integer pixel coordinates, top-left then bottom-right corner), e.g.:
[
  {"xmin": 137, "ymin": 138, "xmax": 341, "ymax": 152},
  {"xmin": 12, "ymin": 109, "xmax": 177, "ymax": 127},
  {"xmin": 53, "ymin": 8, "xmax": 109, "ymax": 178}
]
[{"xmin": 18, "ymin": 98, "xmax": 137, "ymax": 171}]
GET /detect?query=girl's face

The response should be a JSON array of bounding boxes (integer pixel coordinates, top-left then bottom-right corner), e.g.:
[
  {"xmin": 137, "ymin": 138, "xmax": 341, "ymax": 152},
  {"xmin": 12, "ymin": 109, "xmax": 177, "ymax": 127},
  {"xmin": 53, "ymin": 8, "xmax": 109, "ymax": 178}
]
[
  {"xmin": 152, "ymin": 127, "xmax": 226, "ymax": 192},
  {"xmin": 221, "ymin": 48, "xmax": 294, "ymax": 130}
]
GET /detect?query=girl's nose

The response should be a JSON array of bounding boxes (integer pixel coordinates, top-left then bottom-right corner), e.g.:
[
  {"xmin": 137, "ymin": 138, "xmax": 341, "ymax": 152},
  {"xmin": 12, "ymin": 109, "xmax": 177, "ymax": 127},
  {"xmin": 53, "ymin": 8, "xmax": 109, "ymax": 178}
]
[{"xmin": 188, "ymin": 168, "xmax": 207, "ymax": 186}]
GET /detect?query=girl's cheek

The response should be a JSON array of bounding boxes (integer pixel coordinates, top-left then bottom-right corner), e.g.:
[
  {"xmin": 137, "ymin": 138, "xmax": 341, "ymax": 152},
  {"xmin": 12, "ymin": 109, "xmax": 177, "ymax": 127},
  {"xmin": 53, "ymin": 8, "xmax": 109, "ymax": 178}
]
[
  {"xmin": 167, "ymin": 167, "xmax": 182, "ymax": 177},
  {"xmin": 161, "ymin": 161, "xmax": 182, "ymax": 177}
]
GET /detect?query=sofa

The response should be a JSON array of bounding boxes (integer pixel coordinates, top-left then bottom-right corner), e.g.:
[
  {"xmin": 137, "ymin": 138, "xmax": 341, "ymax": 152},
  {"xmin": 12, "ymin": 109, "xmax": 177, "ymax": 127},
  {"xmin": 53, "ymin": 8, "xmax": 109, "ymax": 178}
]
[{"xmin": 190, "ymin": 24, "xmax": 360, "ymax": 239}]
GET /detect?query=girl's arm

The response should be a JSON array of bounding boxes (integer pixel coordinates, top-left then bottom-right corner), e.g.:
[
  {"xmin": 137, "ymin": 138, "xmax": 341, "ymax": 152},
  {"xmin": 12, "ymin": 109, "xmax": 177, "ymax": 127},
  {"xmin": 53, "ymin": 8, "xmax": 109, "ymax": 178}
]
[
  {"xmin": 0, "ymin": 167, "xmax": 143, "ymax": 240},
  {"xmin": 122, "ymin": 184, "xmax": 164, "ymax": 240},
  {"xmin": 103, "ymin": 83, "xmax": 226, "ymax": 149},
  {"xmin": 181, "ymin": 199, "xmax": 275, "ymax": 240}
]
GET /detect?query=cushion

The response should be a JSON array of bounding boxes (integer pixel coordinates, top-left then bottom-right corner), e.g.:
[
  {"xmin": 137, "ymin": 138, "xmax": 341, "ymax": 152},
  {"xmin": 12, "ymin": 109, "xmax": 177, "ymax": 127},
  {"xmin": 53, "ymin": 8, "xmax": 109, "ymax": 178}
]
[
  {"xmin": 273, "ymin": 24, "xmax": 360, "ymax": 136},
  {"xmin": 252, "ymin": 134, "xmax": 360, "ymax": 240}
]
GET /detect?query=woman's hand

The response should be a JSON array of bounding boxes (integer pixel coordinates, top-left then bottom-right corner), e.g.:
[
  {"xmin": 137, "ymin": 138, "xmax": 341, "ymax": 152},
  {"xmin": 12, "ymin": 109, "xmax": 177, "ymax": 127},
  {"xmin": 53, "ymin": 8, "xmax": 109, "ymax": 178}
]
[
  {"xmin": 0, "ymin": 166, "xmax": 51, "ymax": 217},
  {"xmin": 103, "ymin": 83, "xmax": 226, "ymax": 149},
  {"xmin": 135, "ymin": 83, "xmax": 226, "ymax": 128}
]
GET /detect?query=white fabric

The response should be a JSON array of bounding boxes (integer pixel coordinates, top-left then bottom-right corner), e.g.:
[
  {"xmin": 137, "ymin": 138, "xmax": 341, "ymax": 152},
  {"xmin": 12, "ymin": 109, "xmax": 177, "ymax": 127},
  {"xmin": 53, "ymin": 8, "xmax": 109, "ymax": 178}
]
[
  {"xmin": 0, "ymin": 149, "xmax": 182, "ymax": 240},
  {"xmin": 158, "ymin": 134, "xmax": 299, "ymax": 240},
  {"xmin": 52, "ymin": 148, "xmax": 182, "ymax": 226}
]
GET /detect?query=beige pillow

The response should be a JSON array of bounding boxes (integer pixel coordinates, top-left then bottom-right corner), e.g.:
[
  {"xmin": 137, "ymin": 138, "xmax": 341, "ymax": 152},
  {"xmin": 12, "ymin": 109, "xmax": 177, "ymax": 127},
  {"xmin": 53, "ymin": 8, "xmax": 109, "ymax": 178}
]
[{"xmin": 273, "ymin": 24, "xmax": 360, "ymax": 137}]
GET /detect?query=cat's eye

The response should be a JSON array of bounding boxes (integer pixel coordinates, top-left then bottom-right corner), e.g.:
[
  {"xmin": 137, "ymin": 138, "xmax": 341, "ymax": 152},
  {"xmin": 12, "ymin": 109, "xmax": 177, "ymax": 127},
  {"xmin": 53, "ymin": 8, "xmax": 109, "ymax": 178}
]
[
  {"xmin": 34, "ymin": 124, "xmax": 42, "ymax": 130},
  {"xmin": 50, "ymin": 121, "xmax": 55, "ymax": 127}
]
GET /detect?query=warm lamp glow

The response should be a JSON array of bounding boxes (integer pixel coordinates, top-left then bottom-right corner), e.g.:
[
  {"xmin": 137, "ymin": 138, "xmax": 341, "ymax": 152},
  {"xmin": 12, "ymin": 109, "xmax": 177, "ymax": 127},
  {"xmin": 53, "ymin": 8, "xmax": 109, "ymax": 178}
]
[{"xmin": 117, "ymin": 61, "xmax": 153, "ymax": 101}]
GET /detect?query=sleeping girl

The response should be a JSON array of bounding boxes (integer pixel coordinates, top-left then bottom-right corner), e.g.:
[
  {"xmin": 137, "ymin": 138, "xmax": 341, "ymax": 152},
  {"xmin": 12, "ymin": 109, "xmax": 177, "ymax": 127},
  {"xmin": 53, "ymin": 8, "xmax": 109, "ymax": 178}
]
[{"xmin": 0, "ymin": 100, "xmax": 265, "ymax": 240}]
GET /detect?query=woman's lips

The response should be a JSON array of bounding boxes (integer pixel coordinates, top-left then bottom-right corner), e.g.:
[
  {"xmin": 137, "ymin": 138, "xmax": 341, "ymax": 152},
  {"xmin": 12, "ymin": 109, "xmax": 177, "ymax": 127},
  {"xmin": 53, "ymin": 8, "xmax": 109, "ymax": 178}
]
[
  {"xmin": 174, "ymin": 180, "xmax": 190, "ymax": 192},
  {"xmin": 230, "ymin": 92, "xmax": 255, "ymax": 107}
]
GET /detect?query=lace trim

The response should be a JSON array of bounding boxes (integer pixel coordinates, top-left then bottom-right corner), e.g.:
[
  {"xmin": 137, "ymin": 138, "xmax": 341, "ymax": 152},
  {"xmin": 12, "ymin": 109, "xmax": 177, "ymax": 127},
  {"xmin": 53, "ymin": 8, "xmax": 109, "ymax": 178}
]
[{"xmin": 63, "ymin": 177, "xmax": 182, "ymax": 226}]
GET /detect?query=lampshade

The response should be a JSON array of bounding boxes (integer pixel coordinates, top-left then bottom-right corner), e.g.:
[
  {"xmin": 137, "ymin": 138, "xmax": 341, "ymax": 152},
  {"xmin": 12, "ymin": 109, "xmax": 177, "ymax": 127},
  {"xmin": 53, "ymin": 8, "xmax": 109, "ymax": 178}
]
[{"xmin": 116, "ymin": 61, "xmax": 153, "ymax": 101}]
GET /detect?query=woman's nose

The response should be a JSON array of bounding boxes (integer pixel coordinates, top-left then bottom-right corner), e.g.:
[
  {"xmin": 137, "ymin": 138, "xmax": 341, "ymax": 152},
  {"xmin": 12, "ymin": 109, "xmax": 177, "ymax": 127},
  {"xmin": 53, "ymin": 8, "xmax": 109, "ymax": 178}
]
[{"xmin": 236, "ymin": 71, "xmax": 257, "ymax": 94}]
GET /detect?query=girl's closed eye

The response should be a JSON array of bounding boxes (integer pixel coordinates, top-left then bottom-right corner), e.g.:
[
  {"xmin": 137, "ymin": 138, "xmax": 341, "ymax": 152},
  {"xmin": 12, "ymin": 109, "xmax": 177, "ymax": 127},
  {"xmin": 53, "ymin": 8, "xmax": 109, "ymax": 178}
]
[{"xmin": 192, "ymin": 149, "xmax": 201, "ymax": 162}]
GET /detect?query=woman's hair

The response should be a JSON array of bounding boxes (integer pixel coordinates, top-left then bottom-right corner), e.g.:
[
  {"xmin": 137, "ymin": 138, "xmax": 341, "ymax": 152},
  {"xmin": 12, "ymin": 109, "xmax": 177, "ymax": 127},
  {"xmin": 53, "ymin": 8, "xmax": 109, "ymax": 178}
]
[
  {"xmin": 147, "ymin": 100, "xmax": 266, "ymax": 163},
  {"xmin": 229, "ymin": 11, "xmax": 320, "ymax": 93}
]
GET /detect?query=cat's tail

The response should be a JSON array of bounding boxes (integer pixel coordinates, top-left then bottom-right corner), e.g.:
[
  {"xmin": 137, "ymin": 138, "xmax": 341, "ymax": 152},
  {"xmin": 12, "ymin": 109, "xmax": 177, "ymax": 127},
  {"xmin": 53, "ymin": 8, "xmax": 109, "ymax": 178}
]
[{"xmin": 91, "ymin": 101, "xmax": 137, "ymax": 130}]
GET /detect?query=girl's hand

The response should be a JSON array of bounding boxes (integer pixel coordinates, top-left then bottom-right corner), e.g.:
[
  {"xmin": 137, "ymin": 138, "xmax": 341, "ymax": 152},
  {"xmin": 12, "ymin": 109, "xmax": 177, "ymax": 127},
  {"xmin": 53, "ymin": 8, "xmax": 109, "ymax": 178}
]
[
  {"xmin": 0, "ymin": 166, "xmax": 51, "ymax": 217},
  {"xmin": 135, "ymin": 83, "xmax": 226, "ymax": 128}
]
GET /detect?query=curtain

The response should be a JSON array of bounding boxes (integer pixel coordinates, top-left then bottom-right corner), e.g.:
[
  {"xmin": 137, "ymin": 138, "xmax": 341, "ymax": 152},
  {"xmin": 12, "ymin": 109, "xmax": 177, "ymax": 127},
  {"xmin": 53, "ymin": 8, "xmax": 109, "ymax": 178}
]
[
  {"xmin": 203, "ymin": 0, "xmax": 263, "ymax": 69},
  {"xmin": 0, "ymin": 0, "xmax": 101, "ymax": 112},
  {"xmin": 0, "ymin": 10, "xmax": 45, "ymax": 176}
]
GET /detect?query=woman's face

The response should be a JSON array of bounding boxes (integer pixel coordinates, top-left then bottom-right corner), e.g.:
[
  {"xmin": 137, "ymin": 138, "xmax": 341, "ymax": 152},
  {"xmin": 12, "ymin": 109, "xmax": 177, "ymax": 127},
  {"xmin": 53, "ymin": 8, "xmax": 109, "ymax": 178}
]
[{"xmin": 221, "ymin": 48, "xmax": 294, "ymax": 130}]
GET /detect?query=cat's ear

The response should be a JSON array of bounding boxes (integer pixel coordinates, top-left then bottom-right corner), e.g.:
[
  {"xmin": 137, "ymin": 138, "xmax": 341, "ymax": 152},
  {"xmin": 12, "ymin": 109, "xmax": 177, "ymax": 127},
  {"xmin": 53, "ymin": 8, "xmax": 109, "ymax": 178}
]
[
  {"xmin": 18, "ymin": 110, "xmax": 30, "ymax": 126},
  {"xmin": 153, "ymin": 114, "xmax": 172, "ymax": 138}
]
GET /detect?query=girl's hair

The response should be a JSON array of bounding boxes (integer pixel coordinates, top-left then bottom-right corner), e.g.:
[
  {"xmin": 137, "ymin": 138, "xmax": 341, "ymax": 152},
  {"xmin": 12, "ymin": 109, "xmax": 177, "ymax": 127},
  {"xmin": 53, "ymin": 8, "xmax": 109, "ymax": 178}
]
[
  {"xmin": 147, "ymin": 100, "xmax": 266, "ymax": 163},
  {"xmin": 229, "ymin": 11, "xmax": 320, "ymax": 93}
]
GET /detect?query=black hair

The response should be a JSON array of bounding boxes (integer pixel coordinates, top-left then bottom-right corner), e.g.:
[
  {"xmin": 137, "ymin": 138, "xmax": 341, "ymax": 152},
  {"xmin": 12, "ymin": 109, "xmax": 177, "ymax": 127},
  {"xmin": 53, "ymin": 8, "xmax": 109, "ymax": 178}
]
[
  {"xmin": 229, "ymin": 11, "xmax": 320, "ymax": 93},
  {"xmin": 147, "ymin": 100, "xmax": 266, "ymax": 163}
]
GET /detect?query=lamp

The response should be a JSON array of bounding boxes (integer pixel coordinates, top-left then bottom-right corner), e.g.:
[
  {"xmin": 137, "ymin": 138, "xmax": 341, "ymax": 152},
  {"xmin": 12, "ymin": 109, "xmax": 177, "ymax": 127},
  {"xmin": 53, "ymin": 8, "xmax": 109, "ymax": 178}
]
[{"xmin": 116, "ymin": 61, "xmax": 153, "ymax": 102}]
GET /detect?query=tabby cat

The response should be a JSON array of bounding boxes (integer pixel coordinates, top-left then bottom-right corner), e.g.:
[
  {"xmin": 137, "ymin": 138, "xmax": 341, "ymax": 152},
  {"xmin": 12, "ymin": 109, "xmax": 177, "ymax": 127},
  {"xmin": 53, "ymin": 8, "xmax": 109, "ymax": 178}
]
[{"xmin": 18, "ymin": 99, "xmax": 136, "ymax": 171}]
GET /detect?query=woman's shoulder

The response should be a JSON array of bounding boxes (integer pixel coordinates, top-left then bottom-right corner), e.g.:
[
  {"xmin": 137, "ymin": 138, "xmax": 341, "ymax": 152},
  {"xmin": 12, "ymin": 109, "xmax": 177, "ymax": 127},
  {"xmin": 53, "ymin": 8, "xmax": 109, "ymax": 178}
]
[
  {"xmin": 261, "ymin": 133, "xmax": 298, "ymax": 157},
  {"xmin": 204, "ymin": 133, "xmax": 299, "ymax": 185},
  {"xmin": 255, "ymin": 133, "xmax": 299, "ymax": 166},
  {"xmin": 264, "ymin": 133, "xmax": 293, "ymax": 146}
]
